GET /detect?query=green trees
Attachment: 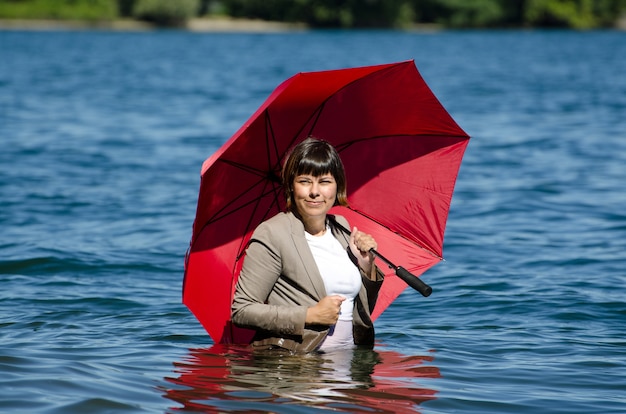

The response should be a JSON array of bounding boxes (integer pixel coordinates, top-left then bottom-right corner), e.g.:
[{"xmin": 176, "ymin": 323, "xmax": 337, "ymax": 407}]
[
  {"xmin": 0, "ymin": 0, "xmax": 117, "ymax": 20},
  {"xmin": 218, "ymin": 0, "xmax": 432, "ymax": 28},
  {"xmin": 415, "ymin": 0, "xmax": 507, "ymax": 28},
  {"xmin": 0, "ymin": 0, "xmax": 624, "ymax": 28},
  {"xmin": 524, "ymin": 0, "xmax": 626, "ymax": 28},
  {"xmin": 215, "ymin": 0, "xmax": 626, "ymax": 29},
  {"xmin": 132, "ymin": 0, "xmax": 199, "ymax": 25}
]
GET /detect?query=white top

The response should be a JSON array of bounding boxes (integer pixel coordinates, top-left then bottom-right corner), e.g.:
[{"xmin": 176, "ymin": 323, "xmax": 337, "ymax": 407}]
[{"xmin": 305, "ymin": 226, "xmax": 362, "ymax": 350}]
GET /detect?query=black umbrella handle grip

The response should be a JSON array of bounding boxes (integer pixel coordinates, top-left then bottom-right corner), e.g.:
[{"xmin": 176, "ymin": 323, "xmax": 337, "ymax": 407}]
[{"xmin": 396, "ymin": 266, "xmax": 432, "ymax": 297}]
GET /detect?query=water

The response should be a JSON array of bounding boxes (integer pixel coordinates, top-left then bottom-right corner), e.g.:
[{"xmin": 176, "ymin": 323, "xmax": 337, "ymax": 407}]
[{"xmin": 1, "ymin": 28, "xmax": 625, "ymax": 413}]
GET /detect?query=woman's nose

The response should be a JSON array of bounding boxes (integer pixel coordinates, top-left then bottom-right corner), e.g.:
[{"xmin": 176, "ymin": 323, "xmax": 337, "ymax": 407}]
[{"xmin": 309, "ymin": 183, "xmax": 320, "ymax": 197}]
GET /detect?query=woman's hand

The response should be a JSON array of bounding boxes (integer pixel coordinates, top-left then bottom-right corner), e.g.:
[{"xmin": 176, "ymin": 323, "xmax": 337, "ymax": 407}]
[
  {"xmin": 349, "ymin": 226, "xmax": 377, "ymax": 279},
  {"xmin": 306, "ymin": 295, "xmax": 345, "ymax": 325}
]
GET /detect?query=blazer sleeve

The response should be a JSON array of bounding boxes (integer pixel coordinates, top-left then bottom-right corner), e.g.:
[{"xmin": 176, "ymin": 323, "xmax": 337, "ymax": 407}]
[{"xmin": 231, "ymin": 221, "xmax": 309, "ymax": 336}]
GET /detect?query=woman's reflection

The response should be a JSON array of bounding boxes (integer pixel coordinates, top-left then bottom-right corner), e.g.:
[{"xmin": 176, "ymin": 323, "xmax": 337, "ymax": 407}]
[{"xmin": 163, "ymin": 344, "xmax": 439, "ymax": 413}]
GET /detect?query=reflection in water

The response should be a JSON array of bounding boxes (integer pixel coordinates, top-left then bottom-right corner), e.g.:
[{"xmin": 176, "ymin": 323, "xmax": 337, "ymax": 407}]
[{"xmin": 163, "ymin": 344, "xmax": 440, "ymax": 413}]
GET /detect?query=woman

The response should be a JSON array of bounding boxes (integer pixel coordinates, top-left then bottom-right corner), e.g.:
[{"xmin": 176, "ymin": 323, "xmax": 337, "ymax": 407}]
[{"xmin": 231, "ymin": 137, "xmax": 384, "ymax": 353}]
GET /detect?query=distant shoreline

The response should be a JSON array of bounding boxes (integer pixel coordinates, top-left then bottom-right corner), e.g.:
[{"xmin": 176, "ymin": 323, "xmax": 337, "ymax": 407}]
[
  {"xmin": 0, "ymin": 17, "xmax": 444, "ymax": 33},
  {"xmin": 0, "ymin": 17, "xmax": 308, "ymax": 33},
  {"xmin": 2, "ymin": 16, "xmax": 624, "ymax": 32}
]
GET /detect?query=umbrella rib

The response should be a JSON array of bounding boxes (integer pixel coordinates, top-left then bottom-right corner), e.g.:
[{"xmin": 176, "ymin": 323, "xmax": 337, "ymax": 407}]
[
  {"xmin": 198, "ymin": 112, "xmax": 286, "ymax": 260},
  {"xmin": 218, "ymin": 159, "xmax": 272, "ymax": 179},
  {"xmin": 332, "ymin": 133, "xmax": 468, "ymax": 259},
  {"xmin": 269, "ymin": 64, "xmax": 412, "ymax": 153},
  {"xmin": 265, "ymin": 110, "xmax": 282, "ymax": 175},
  {"xmin": 235, "ymin": 179, "xmax": 283, "ymax": 261},
  {"xmin": 293, "ymin": 62, "xmax": 444, "ymax": 146},
  {"xmin": 207, "ymin": 179, "xmax": 282, "ymax": 225},
  {"xmin": 305, "ymin": 103, "xmax": 325, "ymax": 139},
  {"xmin": 303, "ymin": 63, "xmax": 407, "ymax": 139},
  {"xmin": 270, "ymin": 102, "xmax": 325, "ymax": 154},
  {"xmin": 346, "ymin": 206, "xmax": 444, "ymax": 260},
  {"xmin": 233, "ymin": 113, "xmax": 284, "ymax": 261},
  {"xmin": 334, "ymin": 133, "xmax": 469, "ymax": 152}
]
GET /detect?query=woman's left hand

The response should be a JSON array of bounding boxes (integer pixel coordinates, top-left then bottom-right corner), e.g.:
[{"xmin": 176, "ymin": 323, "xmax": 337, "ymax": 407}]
[{"xmin": 349, "ymin": 226, "xmax": 377, "ymax": 277}]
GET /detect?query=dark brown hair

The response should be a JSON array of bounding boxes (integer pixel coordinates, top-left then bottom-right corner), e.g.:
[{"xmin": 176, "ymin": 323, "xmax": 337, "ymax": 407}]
[{"xmin": 282, "ymin": 137, "xmax": 348, "ymax": 212}]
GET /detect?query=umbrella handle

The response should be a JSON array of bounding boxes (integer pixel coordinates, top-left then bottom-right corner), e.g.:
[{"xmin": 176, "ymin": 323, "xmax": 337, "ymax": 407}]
[
  {"xmin": 369, "ymin": 249, "xmax": 432, "ymax": 297},
  {"xmin": 330, "ymin": 217, "xmax": 433, "ymax": 297},
  {"xmin": 395, "ymin": 266, "xmax": 433, "ymax": 297}
]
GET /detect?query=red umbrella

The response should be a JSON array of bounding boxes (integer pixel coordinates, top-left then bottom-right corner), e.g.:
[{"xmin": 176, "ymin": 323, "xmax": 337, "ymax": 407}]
[{"xmin": 183, "ymin": 60, "xmax": 469, "ymax": 344}]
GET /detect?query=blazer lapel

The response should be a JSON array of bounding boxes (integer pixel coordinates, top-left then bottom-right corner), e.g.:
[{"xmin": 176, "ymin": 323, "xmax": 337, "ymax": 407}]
[{"xmin": 288, "ymin": 213, "xmax": 327, "ymax": 300}]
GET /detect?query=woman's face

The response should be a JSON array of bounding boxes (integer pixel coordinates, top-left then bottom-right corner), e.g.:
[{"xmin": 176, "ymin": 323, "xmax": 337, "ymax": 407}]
[{"xmin": 292, "ymin": 173, "xmax": 337, "ymax": 221}]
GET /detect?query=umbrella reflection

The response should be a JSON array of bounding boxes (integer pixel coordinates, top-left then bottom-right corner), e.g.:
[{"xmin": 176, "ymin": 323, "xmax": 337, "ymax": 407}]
[{"xmin": 163, "ymin": 344, "xmax": 440, "ymax": 413}]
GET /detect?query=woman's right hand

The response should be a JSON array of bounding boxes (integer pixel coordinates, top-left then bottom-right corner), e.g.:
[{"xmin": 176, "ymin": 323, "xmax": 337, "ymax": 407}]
[{"xmin": 305, "ymin": 295, "xmax": 345, "ymax": 325}]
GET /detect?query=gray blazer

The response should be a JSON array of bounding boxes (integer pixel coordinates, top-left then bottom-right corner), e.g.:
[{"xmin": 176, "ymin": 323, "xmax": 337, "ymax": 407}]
[{"xmin": 231, "ymin": 211, "xmax": 384, "ymax": 353}]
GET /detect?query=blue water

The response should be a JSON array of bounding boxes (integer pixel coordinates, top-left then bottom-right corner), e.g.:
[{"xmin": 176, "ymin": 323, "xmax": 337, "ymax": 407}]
[{"xmin": 1, "ymin": 29, "xmax": 625, "ymax": 413}]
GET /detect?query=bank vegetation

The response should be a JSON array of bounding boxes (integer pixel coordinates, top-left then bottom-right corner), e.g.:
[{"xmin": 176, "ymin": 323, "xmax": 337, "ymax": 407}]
[{"xmin": 0, "ymin": 0, "xmax": 625, "ymax": 29}]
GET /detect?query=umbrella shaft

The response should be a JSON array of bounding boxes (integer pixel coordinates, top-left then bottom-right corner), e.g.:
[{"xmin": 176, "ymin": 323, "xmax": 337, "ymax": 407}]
[
  {"xmin": 330, "ymin": 216, "xmax": 399, "ymax": 269},
  {"xmin": 330, "ymin": 216, "xmax": 432, "ymax": 297},
  {"xmin": 369, "ymin": 248, "xmax": 396, "ymax": 269}
]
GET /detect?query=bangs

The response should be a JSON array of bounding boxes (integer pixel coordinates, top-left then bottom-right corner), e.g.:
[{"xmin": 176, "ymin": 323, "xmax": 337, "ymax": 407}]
[
  {"xmin": 294, "ymin": 144, "xmax": 341, "ymax": 177},
  {"xmin": 295, "ymin": 156, "xmax": 334, "ymax": 177}
]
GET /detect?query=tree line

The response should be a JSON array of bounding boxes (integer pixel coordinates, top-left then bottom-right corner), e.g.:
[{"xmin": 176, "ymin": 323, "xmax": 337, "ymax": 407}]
[{"xmin": 1, "ymin": 0, "xmax": 624, "ymax": 29}]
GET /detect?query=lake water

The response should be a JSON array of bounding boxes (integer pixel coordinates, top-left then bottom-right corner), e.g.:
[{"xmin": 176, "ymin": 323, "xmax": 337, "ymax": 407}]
[{"xmin": 1, "ymin": 28, "xmax": 625, "ymax": 413}]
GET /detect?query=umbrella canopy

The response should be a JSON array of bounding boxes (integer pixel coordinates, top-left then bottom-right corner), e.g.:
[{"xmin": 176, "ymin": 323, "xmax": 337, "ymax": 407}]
[{"xmin": 183, "ymin": 60, "xmax": 469, "ymax": 344}]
